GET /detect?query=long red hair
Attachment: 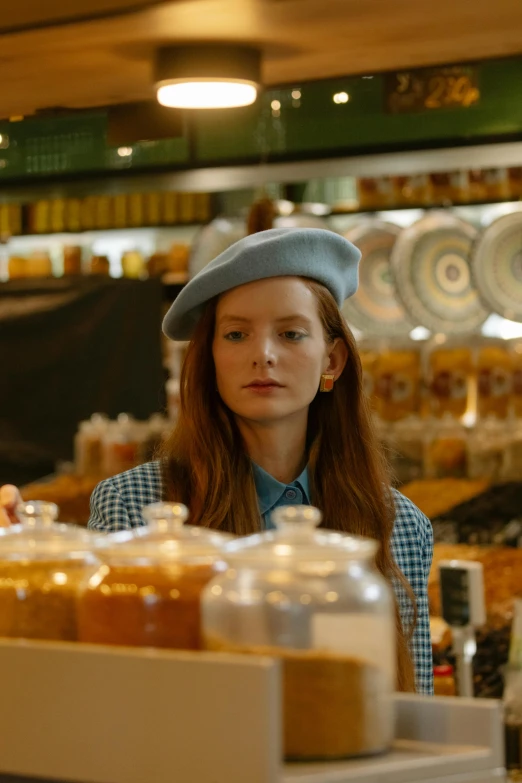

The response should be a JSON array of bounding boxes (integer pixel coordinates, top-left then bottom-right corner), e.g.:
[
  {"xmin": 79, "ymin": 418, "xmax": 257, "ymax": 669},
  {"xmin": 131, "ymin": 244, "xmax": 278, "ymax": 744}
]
[{"xmin": 160, "ymin": 279, "xmax": 417, "ymax": 691}]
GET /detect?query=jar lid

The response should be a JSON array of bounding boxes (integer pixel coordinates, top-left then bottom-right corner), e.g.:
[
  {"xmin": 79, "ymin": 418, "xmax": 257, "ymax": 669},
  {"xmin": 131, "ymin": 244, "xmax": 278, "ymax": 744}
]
[
  {"xmin": 433, "ymin": 664, "xmax": 454, "ymax": 677},
  {"xmin": 95, "ymin": 502, "xmax": 232, "ymax": 564},
  {"xmin": 0, "ymin": 501, "xmax": 94, "ymax": 560},
  {"xmin": 221, "ymin": 505, "xmax": 378, "ymax": 568}
]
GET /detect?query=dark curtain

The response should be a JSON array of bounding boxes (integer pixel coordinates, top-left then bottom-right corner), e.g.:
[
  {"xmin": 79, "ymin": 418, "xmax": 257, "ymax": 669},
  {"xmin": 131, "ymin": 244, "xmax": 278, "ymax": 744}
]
[{"xmin": 0, "ymin": 277, "xmax": 166, "ymax": 486}]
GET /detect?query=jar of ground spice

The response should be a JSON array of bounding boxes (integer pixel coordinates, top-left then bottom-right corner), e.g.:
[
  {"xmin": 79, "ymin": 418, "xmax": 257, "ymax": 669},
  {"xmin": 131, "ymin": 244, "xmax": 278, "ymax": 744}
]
[
  {"xmin": 202, "ymin": 505, "xmax": 395, "ymax": 761},
  {"xmin": 0, "ymin": 501, "xmax": 98, "ymax": 641},
  {"xmin": 78, "ymin": 502, "xmax": 230, "ymax": 650}
]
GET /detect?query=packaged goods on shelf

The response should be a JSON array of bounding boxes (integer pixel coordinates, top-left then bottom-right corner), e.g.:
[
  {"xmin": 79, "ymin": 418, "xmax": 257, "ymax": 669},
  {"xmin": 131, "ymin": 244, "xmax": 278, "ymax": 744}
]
[
  {"xmin": 477, "ymin": 343, "xmax": 513, "ymax": 419},
  {"xmin": 467, "ymin": 418, "xmax": 508, "ymax": 481},
  {"xmin": 357, "ymin": 177, "xmax": 395, "ymax": 210},
  {"xmin": 7, "ymin": 256, "xmax": 27, "ymax": 279},
  {"xmin": 121, "ymin": 249, "xmax": 145, "ymax": 279},
  {"xmin": 65, "ymin": 198, "xmax": 81, "ymax": 232},
  {"xmin": 372, "ymin": 349, "xmax": 421, "ymax": 421},
  {"xmin": 387, "ymin": 416, "xmax": 425, "ymax": 484},
  {"xmin": 433, "ymin": 664, "xmax": 456, "ymax": 696},
  {"xmin": 100, "ymin": 414, "xmax": 146, "ymax": 476},
  {"xmin": 74, "ymin": 411, "xmax": 171, "ymax": 482},
  {"xmin": 424, "ymin": 415, "xmax": 468, "ymax": 479},
  {"xmin": 63, "ymin": 245, "xmax": 83, "ymax": 276},
  {"xmin": 88, "ymin": 255, "xmax": 110, "ymax": 276},
  {"xmin": 427, "ymin": 346, "xmax": 473, "ymax": 419}
]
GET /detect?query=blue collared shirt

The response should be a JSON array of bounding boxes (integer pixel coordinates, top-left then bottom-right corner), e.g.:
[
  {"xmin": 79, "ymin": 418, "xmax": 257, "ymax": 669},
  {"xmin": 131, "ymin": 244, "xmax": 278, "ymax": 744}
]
[{"xmin": 252, "ymin": 462, "xmax": 310, "ymax": 529}]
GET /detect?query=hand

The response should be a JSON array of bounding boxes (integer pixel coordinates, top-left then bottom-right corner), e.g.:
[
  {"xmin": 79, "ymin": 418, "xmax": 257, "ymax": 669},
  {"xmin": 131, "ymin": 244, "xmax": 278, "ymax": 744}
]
[{"xmin": 0, "ymin": 485, "xmax": 22, "ymax": 527}]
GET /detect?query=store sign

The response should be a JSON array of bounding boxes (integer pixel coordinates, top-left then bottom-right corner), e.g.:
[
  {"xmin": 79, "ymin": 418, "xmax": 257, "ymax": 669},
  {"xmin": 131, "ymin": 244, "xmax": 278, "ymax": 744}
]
[{"xmin": 385, "ymin": 65, "xmax": 480, "ymax": 114}]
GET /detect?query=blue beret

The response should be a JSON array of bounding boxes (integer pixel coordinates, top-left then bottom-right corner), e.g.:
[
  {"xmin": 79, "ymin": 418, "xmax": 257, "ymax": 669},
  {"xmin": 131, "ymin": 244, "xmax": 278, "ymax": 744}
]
[{"xmin": 163, "ymin": 227, "xmax": 361, "ymax": 340}]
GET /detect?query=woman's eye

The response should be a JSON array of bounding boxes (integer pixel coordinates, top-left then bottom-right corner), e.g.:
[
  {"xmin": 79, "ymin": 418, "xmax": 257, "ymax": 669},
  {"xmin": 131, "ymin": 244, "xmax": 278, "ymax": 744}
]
[
  {"xmin": 283, "ymin": 331, "xmax": 305, "ymax": 341},
  {"xmin": 224, "ymin": 331, "xmax": 245, "ymax": 341}
]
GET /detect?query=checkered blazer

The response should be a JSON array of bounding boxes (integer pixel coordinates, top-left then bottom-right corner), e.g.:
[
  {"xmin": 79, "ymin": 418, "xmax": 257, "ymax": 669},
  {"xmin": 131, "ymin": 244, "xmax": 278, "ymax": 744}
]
[{"xmin": 88, "ymin": 460, "xmax": 434, "ymax": 695}]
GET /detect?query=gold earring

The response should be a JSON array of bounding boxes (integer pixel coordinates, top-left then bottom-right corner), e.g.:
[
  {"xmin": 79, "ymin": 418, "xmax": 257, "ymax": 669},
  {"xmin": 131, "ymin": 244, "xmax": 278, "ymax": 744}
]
[{"xmin": 320, "ymin": 373, "xmax": 335, "ymax": 392}]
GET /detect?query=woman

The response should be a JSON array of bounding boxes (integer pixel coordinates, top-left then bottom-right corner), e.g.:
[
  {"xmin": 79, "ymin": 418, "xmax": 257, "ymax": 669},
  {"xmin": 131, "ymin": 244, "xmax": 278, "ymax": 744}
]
[{"xmin": 1, "ymin": 227, "xmax": 433, "ymax": 694}]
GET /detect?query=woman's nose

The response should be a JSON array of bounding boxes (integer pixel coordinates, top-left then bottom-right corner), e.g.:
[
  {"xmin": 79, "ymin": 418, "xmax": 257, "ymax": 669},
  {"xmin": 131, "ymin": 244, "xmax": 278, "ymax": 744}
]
[{"xmin": 252, "ymin": 337, "xmax": 276, "ymax": 367}]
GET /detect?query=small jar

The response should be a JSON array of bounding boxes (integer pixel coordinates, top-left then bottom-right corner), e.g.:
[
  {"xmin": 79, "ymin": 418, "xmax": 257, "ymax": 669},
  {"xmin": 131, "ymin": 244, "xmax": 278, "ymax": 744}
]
[
  {"xmin": 425, "ymin": 415, "xmax": 468, "ymax": 479},
  {"xmin": 89, "ymin": 255, "xmax": 110, "ymax": 276},
  {"xmin": 502, "ymin": 421, "xmax": 522, "ymax": 481},
  {"xmin": 467, "ymin": 418, "xmax": 507, "ymax": 481},
  {"xmin": 78, "ymin": 503, "xmax": 231, "ymax": 650},
  {"xmin": 391, "ymin": 416, "xmax": 426, "ymax": 484},
  {"xmin": 433, "ymin": 664, "xmax": 456, "ymax": 696},
  {"xmin": 202, "ymin": 506, "xmax": 395, "ymax": 760},
  {"xmin": 0, "ymin": 502, "xmax": 98, "ymax": 641},
  {"xmin": 101, "ymin": 414, "xmax": 143, "ymax": 476},
  {"xmin": 121, "ymin": 250, "xmax": 145, "ymax": 279},
  {"xmin": 74, "ymin": 415, "xmax": 109, "ymax": 477},
  {"xmin": 63, "ymin": 246, "xmax": 83, "ymax": 276}
]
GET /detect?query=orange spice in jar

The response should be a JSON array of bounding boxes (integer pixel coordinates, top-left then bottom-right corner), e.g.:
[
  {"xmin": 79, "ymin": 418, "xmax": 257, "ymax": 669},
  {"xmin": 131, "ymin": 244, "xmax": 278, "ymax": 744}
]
[{"xmin": 78, "ymin": 503, "xmax": 230, "ymax": 650}]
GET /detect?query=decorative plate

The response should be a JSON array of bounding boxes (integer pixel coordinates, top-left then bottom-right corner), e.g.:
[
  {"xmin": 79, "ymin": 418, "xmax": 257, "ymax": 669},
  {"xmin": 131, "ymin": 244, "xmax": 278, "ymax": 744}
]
[
  {"xmin": 472, "ymin": 208, "xmax": 522, "ymax": 322},
  {"xmin": 390, "ymin": 212, "xmax": 489, "ymax": 333},
  {"xmin": 341, "ymin": 220, "xmax": 413, "ymax": 335}
]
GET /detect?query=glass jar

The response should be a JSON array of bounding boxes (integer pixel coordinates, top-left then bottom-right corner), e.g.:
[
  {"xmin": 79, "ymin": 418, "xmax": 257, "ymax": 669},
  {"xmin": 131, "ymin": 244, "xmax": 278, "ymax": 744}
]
[
  {"xmin": 0, "ymin": 501, "xmax": 98, "ymax": 641},
  {"xmin": 390, "ymin": 416, "xmax": 426, "ymax": 485},
  {"xmin": 89, "ymin": 255, "xmax": 110, "ymax": 276},
  {"xmin": 428, "ymin": 345, "xmax": 473, "ymax": 419},
  {"xmin": 467, "ymin": 418, "xmax": 507, "ymax": 481},
  {"xmin": 502, "ymin": 421, "xmax": 522, "ymax": 481},
  {"xmin": 63, "ymin": 246, "xmax": 83, "ymax": 276},
  {"xmin": 121, "ymin": 250, "xmax": 145, "ymax": 279},
  {"xmin": 74, "ymin": 414, "xmax": 109, "ymax": 477},
  {"xmin": 202, "ymin": 506, "xmax": 395, "ymax": 761},
  {"xmin": 78, "ymin": 503, "xmax": 231, "ymax": 650},
  {"xmin": 372, "ymin": 348, "xmax": 421, "ymax": 422},
  {"xmin": 425, "ymin": 415, "xmax": 468, "ymax": 479},
  {"xmin": 101, "ymin": 414, "xmax": 143, "ymax": 476},
  {"xmin": 433, "ymin": 664, "xmax": 456, "ymax": 696}
]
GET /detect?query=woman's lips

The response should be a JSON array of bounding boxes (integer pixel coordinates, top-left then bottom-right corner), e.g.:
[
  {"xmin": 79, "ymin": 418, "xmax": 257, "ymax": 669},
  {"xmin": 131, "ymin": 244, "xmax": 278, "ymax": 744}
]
[{"xmin": 245, "ymin": 381, "xmax": 284, "ymax": 394}]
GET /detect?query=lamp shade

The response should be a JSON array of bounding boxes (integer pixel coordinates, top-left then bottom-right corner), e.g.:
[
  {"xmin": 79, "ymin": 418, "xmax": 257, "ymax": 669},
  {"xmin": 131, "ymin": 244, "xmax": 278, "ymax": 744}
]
[{"xmin": 154, "ymin": 44, "xmax": 261, "ymax": 109}]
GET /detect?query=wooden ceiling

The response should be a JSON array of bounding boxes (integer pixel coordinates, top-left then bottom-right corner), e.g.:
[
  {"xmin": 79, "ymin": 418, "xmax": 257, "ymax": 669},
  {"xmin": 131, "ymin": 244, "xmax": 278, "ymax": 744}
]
[{"xmin": 2, "ymin": 0, "xmax": 522, "ymax": 117}]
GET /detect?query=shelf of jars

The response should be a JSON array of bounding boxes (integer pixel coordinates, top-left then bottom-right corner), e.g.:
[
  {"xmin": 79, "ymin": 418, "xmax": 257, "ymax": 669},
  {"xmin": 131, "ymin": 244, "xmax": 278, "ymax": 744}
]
[{"xmin": 0, "ymin": 492, "xmax": 507, "ymax": 783}]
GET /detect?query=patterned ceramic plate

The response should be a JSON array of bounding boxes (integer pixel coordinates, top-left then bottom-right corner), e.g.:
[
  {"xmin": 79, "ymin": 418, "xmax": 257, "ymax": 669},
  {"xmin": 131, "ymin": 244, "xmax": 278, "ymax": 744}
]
[
  {"xmin": 472, "ymin": 208, "xmax": 522, "ymax": 322},
  {"xmin": 391, "ymin": 212, "xmax": 489, "ymax": 333},
  {"xmin": 342, "ymin": 220, "xmax": 413, "ymax": 335}
]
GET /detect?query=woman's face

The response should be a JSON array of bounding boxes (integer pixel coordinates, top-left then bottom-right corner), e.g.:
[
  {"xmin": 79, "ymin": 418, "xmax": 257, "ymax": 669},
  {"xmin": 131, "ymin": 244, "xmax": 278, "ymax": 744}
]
[{"xmin": 212, "ymin": 277, "xmax": 346, "ymax": 425}]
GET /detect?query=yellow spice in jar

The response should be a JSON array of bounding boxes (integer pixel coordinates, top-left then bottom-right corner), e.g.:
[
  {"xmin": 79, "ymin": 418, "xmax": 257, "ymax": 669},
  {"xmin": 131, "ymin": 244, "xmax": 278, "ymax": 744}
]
[{"xmin": 205, "ymin": 636, "xmax": 390, "ymax": 760}]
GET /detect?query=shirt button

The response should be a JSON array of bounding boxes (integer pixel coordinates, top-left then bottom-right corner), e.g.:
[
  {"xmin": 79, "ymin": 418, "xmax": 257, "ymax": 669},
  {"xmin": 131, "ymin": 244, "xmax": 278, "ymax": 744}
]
[{"xmin": 285, "ymin": 489, "xmax": 297, "ymax": 500}]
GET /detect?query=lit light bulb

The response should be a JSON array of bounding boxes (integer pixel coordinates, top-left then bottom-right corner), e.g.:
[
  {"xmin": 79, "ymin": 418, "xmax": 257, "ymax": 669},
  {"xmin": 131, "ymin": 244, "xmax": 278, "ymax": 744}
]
[
  {"xmin": 333, "ymin": 92, "xmax": 349, "ymax": 104},
  {"xmin": 157, "ymin": 80, "xmax": 257, "ymax": 109}
]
